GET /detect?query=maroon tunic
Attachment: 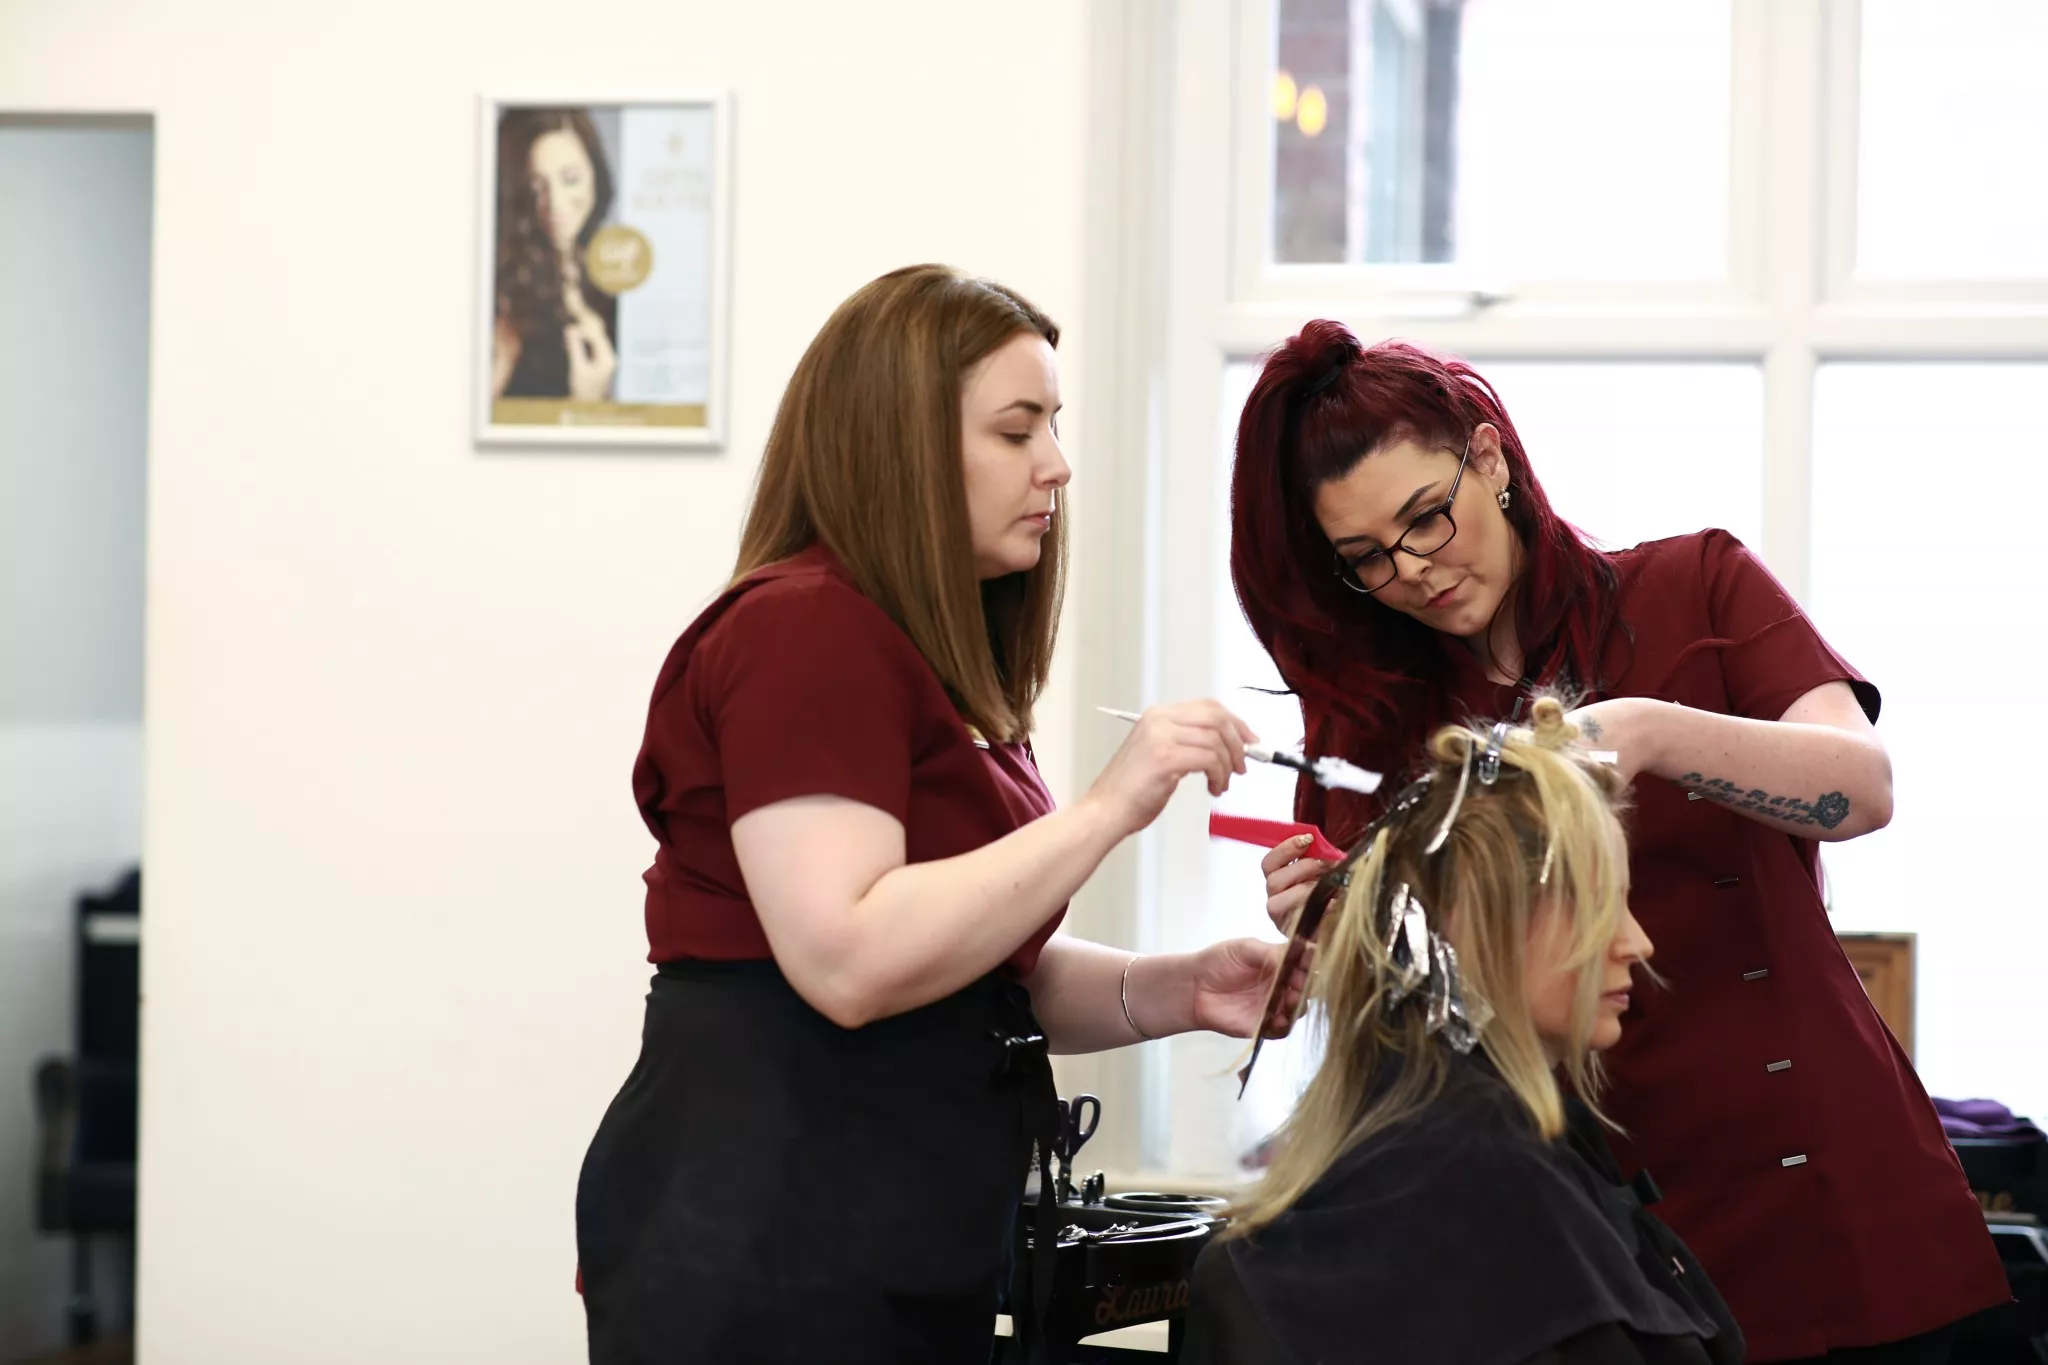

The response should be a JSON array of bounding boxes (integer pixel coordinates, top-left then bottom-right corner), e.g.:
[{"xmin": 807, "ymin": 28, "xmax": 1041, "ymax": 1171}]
[
  {"xmin": 1299, "ymin": 529, "xmax": 2006, "ymax": 1360},
  {"xmin": 632, "ymin": 543, "xmax": 1063, "ymax": 972}
]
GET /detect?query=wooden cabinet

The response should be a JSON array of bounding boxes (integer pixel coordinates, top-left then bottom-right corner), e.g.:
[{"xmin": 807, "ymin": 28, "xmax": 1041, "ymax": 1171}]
[{"xmin": 1837, "ymin": 933, "xmax": 1915, "ymax": 1060}]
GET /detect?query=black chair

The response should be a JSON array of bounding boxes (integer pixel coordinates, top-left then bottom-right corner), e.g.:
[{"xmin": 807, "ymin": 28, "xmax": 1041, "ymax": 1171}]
[
  {"xmin": 1954, "ymin": 1137, "xmax": 2048, "ymax": 1365},
  {"xmin": 33, "ymin": 866, "xmax": 141, "ymax": 1347}
]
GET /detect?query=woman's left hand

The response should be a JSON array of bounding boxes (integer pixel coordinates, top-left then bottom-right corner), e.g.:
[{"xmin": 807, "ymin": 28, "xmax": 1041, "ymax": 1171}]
[
  {"xmin": 1563, "ymin": 696, "xmax": 1672, "ymax": 783},
  {"xmin": 1189, "ymin": 937, "xmax": 1310, "ymax": 1039}
]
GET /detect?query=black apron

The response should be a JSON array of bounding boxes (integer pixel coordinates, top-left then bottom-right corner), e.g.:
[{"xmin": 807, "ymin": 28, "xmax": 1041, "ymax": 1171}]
[{"xmin": 577, "ymin": 959, "xmax": 1060, "ymax": 1365}]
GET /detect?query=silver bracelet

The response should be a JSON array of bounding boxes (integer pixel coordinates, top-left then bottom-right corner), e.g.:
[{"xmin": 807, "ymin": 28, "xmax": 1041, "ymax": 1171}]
[{"xmin": 1121, "ymin": 954, "xmax": 1152, "ymax": 1041}]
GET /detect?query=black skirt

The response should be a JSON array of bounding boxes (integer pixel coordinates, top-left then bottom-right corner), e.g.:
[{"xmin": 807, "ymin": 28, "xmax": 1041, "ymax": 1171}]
[{"xmin": 577, "ymin": 959, "xmax": 1054, "ymax": 1365}]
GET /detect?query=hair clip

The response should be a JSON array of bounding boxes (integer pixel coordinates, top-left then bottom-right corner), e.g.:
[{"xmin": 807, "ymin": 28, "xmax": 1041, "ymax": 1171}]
[
  {"xmin": 1301, "ymin": 363, "xmax": 1346, "ymax": 398},
  {"xmin": 1477, "ymin": 721, "xmax": 1511, "ymax": 786}
]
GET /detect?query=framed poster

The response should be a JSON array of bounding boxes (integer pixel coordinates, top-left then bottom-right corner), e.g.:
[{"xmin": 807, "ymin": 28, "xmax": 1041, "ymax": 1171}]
[{"xmin": 475, "ymin": 94, "xmax": 730, "ymax": 448}]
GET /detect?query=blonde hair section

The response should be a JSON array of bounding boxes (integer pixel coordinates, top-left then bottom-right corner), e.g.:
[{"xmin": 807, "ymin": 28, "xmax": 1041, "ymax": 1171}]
[{"xmin": 1224, "ymin": 696, "xmax": 1633, "ymax": 1240}]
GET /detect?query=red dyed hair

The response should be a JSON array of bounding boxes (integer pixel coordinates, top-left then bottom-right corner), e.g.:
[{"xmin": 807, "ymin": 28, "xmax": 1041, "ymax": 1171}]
[{"xmin": 1229, "ymin": 323, "xmax": 1622, "ymax": 840}]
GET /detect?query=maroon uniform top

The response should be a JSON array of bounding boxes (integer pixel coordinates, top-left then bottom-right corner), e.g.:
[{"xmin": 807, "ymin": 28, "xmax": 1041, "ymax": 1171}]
[
  {"xmin": 632, "ymin": 544, "xmax": 1064, "ymax": 974},
  {"xmin": 1300, "ymin": 530, "xmax": 2006, "ymax": 1360}
]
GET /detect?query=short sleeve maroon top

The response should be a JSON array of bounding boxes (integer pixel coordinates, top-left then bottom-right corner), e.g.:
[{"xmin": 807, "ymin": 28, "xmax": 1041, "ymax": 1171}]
[
  {"xmin": 1297, "ymin": 530, "xmax": 2007, "ymax": 1360},
  {"xmin": 631, "ymin": 545, "xmax": 1064, "ymax": 974}
]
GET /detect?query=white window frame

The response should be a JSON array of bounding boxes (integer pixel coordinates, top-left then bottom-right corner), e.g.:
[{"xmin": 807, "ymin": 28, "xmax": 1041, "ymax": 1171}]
[
  {"xmin": 1819, "ymin": 1, "xmax": 2048, "ymax": 312},
  {"xmin": 1063, "ymin": 0, "xmax": 2048, "ymax": 1183},
  {"xmin": 1232, "ymin": 0, "xmax": 1768, "ymax": 313}
]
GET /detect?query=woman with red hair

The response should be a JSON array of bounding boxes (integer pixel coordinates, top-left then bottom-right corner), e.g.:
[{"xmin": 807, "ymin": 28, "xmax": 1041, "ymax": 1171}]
[{"xmin": 1231, "ymin": 323, "xmax": 2005, "ymax": 1365}]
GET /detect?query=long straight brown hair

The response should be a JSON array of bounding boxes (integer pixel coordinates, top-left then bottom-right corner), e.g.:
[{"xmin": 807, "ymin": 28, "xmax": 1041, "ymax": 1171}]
[{"xmin": 732, "ymin": 264, "xmax": 1066, "ymax": 742}]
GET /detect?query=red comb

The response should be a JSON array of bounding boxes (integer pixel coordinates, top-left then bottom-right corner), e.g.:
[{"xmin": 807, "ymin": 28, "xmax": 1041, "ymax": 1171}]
[{"xmin": 1207, "ymin": 813, "xmax": 1345, "ymax": 864}]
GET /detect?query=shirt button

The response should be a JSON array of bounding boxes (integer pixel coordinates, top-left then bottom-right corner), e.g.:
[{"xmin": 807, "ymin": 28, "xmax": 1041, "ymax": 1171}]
[
  {"xmin": 1767, "ymin": 1059, "xmax": 1792, "ymax": 1073},
  {"xmin": 1782, "ymin": 1154, "xmax": 1809, "ymax": 1168},
  {"xmin": 1742, "ymin": 969, "xmax": 1770, "ymax": 981},
  {"xmin": 1714, "ymin": 876, "xmax": 1741, "ymax": 888}
]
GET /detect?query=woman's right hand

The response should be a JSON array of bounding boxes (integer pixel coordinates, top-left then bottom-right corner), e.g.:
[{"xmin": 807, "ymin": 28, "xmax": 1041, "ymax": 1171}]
[
  {"xmin": 564, "ymin": 319, "xmax": 617, "ymax": 401},
  {"xmin": 560, "ymin": 261, "xmax": 619, "ymax": 401},
  {"xmin": 1260, "ymin": 835, "xmax": 1330, "ymax": 935},
  {"xmin": 1083, "ymin": 700, "xmax": 1256, "ymax": 839}
]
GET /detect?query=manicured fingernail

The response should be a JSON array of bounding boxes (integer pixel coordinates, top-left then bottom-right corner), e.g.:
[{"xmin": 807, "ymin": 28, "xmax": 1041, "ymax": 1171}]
[{"xmin": 1296, "ymin": 834, "xmax": 1313, "ymax": 848}]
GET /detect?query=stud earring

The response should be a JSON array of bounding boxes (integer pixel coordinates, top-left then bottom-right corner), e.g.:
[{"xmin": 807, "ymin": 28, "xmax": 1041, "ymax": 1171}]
[{"xmin": 1496, "ymin": 486, "xmax": 1512, "ymax": 511}]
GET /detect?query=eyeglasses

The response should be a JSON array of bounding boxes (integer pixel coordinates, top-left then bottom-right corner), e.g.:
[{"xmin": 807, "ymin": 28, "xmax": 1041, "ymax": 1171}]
[{"xmin": 1332, "ymin": 438, "xmax": 1470, "ymax": 595}]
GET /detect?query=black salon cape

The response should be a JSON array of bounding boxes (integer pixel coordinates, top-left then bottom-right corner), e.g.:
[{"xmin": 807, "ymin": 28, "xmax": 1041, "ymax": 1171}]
[{"xmin": 1182, "ymin": 1053, "xmax": 1744, "ymax": 1365}]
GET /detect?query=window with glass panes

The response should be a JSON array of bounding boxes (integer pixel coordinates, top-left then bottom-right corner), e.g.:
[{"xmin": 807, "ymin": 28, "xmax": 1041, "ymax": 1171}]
[{"xmin": 1089, "ymin": 0, "xmax": 2048, "ymax": 1178}]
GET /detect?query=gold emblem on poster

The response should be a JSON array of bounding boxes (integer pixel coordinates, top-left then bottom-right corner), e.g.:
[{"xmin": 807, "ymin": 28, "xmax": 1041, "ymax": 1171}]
[{"xmin": 584, "ymin": 224, "xmax": 654, "ymax": 294}]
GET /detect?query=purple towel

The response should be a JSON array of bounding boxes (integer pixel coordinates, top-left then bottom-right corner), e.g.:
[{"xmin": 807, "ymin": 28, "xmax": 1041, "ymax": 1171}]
[{"xmin": 1934, "ymin": 1097, "xmax": 2046, "ymax": 1142}]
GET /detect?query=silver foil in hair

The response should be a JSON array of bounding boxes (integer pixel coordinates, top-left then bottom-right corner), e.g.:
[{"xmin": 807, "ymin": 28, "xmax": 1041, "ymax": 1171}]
[
  {"xmin": 1380, "ymin": 883, "xmax": 1431, "ymax": 1008},
  {"xmin": 1424, "ymin": 745, "xmax": 1474, "ymax": 855},
  {"xmin": 1432, "ymin": 933, "xmax": 1492, "ymax": 1053}
]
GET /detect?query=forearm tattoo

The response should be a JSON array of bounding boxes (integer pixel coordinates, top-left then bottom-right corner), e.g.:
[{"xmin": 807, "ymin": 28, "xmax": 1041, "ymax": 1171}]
[
  {"xmin": 1681, "ymin": 773, "xmax": 1852, "ymax": 830},
  {"xmin": 1577, "ymin": 717, "xmax": 1604, "ymax": 742}
]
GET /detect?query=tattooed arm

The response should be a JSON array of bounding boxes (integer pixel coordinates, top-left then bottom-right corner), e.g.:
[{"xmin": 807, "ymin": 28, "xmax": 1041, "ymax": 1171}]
[{"xmin": 1568, "ymin": 682, "xmax": 1893, "ymax": 842}]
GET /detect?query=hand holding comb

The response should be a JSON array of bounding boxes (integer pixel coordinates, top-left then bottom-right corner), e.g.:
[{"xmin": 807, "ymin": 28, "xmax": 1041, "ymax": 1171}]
[{"xmin": 1233, "ymin": 847, "xmax": 1355, "ymax": 1096}]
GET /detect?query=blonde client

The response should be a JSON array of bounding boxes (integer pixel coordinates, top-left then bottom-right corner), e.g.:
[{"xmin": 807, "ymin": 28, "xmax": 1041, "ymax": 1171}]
[{"xmin": 1186, "ymin": 699, "xmax": 1745, "ymax": 1365}]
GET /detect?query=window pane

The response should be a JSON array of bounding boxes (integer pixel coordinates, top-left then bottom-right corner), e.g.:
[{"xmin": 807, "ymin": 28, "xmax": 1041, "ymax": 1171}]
[
  {"xmin": 1810, "ymin": 364, "xmax": 2048, "ymax": 1125},
  {"xmin": 1857, "ymin": 1, "xmax": 2048, "ymax": 279},
  {"xmin": 1271, "ymin": 0, "xmax": 1730, "ymax": 277},
  {"xmin": 1475, "ymin": 363, "xmax": 1764, "ymax": 553},
  {"xmin": 1201, "ymin": 360, "xmax": 1328, "ymax": 1170}
]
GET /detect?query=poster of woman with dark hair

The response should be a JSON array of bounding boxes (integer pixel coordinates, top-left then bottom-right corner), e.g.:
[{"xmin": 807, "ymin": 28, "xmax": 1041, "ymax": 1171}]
[{"xmin": 477, "ymin": 97, "xmax": 727, "ymax": 448}]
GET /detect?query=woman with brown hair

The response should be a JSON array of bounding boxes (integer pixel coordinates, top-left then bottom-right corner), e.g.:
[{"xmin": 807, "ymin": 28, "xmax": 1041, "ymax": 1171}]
[
  {"xmin": 491, "ymin": 107, "xmax": 619, "ymax": 402},
  {"xmin": 575, "ymin": 265, "xmax": 1299, "ymax": 1364}
]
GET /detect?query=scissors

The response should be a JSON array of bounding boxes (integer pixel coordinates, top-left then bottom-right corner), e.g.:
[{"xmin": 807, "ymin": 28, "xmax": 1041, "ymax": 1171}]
[{"xmin": 1054, "ymin": 1094, "xmax": 1101, "ymax": 1203}]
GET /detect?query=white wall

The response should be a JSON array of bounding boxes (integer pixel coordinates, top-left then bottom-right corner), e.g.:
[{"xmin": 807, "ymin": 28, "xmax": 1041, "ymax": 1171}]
[
  {"xmin": 0, "ymin": 6, "xmax": 1094, "ymax": 1362},
  {"xmin": 0, "ymin": 121, "xmax": 152, "ymax": 1357}
]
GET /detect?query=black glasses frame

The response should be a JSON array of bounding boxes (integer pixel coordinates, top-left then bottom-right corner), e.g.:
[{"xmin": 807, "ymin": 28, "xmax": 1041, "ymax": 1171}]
[{"xmin": 1333, "ymin": 438, "xmax": 1472, "ymax": 595}]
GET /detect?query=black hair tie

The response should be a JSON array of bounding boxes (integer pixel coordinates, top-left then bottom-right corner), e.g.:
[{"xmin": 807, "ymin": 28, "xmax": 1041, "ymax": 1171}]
[{"xmin": 1301, "ymin": 362, "xmax": 1347, "ymax": 398}]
